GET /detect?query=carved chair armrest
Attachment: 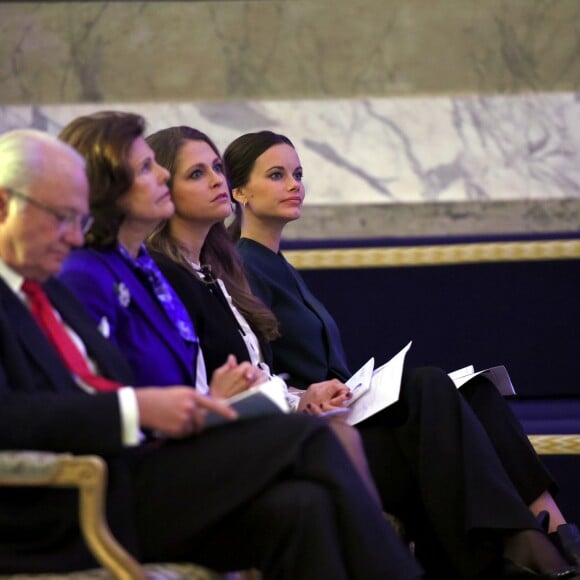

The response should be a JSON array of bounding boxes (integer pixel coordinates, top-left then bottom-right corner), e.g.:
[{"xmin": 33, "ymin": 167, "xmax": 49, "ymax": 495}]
[{"xmin": 0, "ymin": 451, "xmax": 144, "ymax": 580}]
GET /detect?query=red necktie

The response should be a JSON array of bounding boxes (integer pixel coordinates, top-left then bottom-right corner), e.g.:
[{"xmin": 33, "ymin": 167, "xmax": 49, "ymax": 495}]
[{"xmin": 21, "ymin": 280, "xmax": 121, "ymax": 392}]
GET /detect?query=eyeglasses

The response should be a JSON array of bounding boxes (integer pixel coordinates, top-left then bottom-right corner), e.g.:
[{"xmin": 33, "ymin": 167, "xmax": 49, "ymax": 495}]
[{"xmin": 7, "ymin": 189, "xmax": 94, "ymax": 235}]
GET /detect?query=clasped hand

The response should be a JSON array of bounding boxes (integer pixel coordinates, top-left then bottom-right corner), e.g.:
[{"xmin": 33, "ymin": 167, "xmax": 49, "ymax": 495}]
[
  {"xmin": 297, "ymin": 379, "xmax": 352, "ymax": 415},
  {"xmin": 136, "ymin": 354, "xmax": 266, "ymax": 438},
  {"xmin": 209, "ymin": 354, "xmax": 268, "ymax": 398}
]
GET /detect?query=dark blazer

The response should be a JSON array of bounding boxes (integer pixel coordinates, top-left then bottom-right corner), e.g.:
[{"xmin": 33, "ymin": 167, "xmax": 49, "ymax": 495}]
[
  {"xmin": 58, "ymin": 247, "xmax": 196, "ymax": 387},
  {"xmin": 0, "ymin": 277, "xmax": 133, "ymax": 452},
  {"xmin": 0, "ymin": 276, "xmax": 138, "ymax": 572},
  {"xmin": 151, "ymin": 252, "xmax": 273, "ymax": 380},
  {"xmin": 237, "ymin": 238, "xmax": 351, "ymax": 388}
]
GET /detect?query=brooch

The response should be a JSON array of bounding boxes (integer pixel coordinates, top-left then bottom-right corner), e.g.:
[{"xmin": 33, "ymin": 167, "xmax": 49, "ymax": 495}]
[{"xmin": 114, "ymin": 282, "xmax": 131, "ymax": 307}]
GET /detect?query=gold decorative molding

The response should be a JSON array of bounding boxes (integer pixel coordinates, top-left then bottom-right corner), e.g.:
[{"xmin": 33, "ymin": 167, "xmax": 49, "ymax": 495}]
[
  {"xmin": 285, "ymin": 239, "xmax": 580, "ymax": 270},
  {"xmin": 528, "ymin": 435, "xmax": 580, "ymax": 455}
]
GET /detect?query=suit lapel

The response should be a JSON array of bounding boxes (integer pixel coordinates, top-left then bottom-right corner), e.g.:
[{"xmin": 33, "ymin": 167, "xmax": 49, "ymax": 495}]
[
  {"xmin": 100, "ymin": 252, "xmax": 195, "ymax": 381},
  {"xmin": 284, "ymin": 259, "xmax": 350, "ymax": 381},
  {"xmin": 287, "ymin": 263, "xmax": 326, "ymax": 316},
  {"xmin": 44, "ymin": 278, "xmax": 134, "ymax": 385},
  {"xmin": 0, "ymin": 280, "xmax": 78, "ymax": 393}
]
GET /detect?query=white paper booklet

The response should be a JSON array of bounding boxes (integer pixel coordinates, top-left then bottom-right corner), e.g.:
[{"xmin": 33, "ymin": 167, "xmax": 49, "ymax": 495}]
[
  {"xmin": 204, "ymin": 376, "xmax": 290, "ymax": 428},
  {"xmin": 345, "ymin": 341, "xmax": 413, "ymax": 426},
  {"xmin": 448, "ymin": 364, "xmax": 516, "ymax": 396},
  {"xmin": 345, "ymin": 357, "xmax": 375, "ymax": 403}
]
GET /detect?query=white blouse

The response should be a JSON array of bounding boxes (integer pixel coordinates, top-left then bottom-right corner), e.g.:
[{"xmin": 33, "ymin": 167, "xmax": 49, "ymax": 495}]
[{"xmin": 190, "ymin": 260, "xmax": 301, "ymax": 410}]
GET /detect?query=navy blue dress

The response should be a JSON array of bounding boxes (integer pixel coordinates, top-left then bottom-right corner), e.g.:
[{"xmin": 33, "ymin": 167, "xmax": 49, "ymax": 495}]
[{"xmin": 237, "ymin": 237, "xmax": 555, "ymax": 580}]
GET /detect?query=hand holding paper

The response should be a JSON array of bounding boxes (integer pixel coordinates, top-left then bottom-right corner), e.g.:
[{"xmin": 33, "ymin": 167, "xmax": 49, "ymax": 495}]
[{"xmin": 345, "ymin": 342, "xmax": 412, "ymax": 426}]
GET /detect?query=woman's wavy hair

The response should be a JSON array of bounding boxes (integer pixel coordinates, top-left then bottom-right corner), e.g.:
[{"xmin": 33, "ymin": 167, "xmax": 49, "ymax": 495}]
[
  {"xmin": 223, "ymin": 130, "xmax": 294, "ymax": 241},
  {"xmin": 145, "ymin": 126, "xmax": 279, "ymax": 342},
  {"xmin": 58, "ymin": 111, "xmax": 146, "ymax": 248}
]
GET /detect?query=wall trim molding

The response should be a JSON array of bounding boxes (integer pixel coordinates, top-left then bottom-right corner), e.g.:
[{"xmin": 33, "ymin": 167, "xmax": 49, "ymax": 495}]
[{"xmin": 285, "ymin": 239, "xmax": 580, "ymax": 269}]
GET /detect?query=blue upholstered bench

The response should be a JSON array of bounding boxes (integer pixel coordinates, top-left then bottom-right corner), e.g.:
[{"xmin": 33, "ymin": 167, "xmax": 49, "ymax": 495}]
[{"xmin": 282, "ymin": 232, "xmax": 580, "ymax": 521}]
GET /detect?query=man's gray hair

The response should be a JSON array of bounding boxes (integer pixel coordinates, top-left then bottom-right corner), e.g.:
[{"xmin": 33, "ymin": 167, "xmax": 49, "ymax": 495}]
[{"xmin": 0, "ymin": 129, "xmax": 85, "ymax": 193}]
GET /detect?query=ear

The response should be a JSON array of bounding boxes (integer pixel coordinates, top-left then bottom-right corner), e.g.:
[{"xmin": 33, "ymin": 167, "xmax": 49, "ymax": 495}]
[
  {"xmin": 232, "ymin": 187, "xmax": 247, "ymax": 207},
  {"xmin": 0, "ymin": 188, "xmax": 11, "ymax": 223}
]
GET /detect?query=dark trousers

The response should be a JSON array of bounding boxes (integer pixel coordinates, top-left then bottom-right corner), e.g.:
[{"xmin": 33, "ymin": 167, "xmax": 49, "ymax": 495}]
[
  {"xmin": 358, "ymin": 366, "xmax": 544, "ymax": 579},
  {"xmin": 461, "ymin": 376, "xmax": 555, "ymax": 503},
  {"xmin": 133, "ymin": 413, "xmax": 423, "ymax": 580}
]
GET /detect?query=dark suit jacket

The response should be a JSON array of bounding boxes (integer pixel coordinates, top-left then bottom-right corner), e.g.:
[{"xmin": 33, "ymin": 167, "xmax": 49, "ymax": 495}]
[
  {"xmin": 151, "ymin": 252, "xmax": 273, "ymax": 380},
  {"xmin": 237, "ymin": 238, "xmax": 351, "ymax": 388},
  {"xmin": 0, "ymin": 276, "xmax": 138, "ymax": 572},
  {"xmin": 0, "ymin": 277, "xmax": 134, "ymax": 452},
  {"xmin": 58, "ymin": 247, "xmax": 196, "ymax": 387}
]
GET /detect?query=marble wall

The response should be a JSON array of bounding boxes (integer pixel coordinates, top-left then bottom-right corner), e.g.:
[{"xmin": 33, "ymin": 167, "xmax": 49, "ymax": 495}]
[
  {"xmin": 2, "ymin": 0, "xmax": 579, "ymax": 103},
  {"xmin": 1, "ymin": 0, "xmax": 579, "ymax": 238}
]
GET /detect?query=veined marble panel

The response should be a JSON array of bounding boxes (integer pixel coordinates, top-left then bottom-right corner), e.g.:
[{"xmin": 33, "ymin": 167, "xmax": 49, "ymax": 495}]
[
  {"xmin": 0, "ymin": 92, "xmax": 579, "ymax": 207},
  {"xmin": 281, "ymin": 199, "xmax": 580, "ymax": 239},
  {"xmin": 2, "ymin": 1, "xmax": 579, "ymax": 102}
]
